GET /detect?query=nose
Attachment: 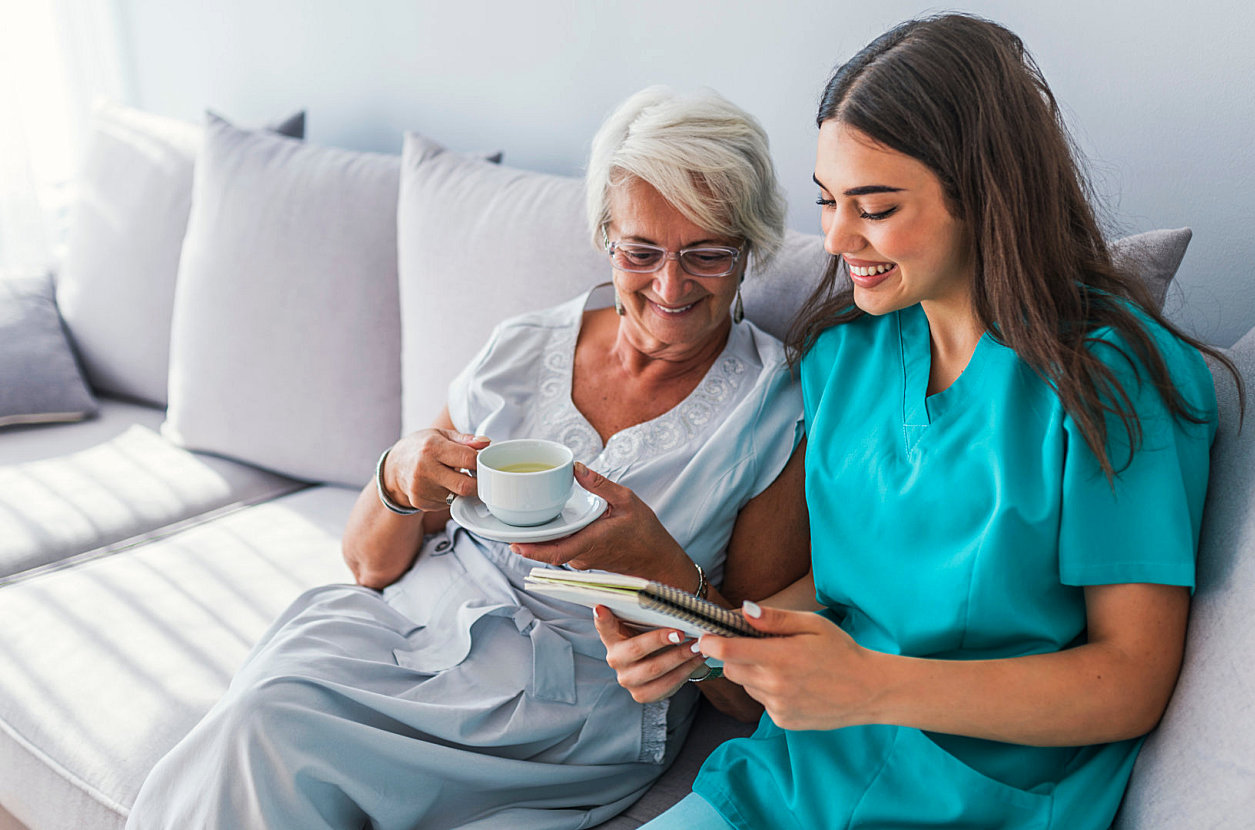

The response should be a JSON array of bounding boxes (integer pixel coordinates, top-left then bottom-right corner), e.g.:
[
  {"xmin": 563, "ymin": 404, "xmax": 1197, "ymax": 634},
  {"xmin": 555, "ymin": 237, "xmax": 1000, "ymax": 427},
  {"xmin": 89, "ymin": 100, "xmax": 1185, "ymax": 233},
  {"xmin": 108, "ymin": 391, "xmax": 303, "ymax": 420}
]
[
  {"xmin": 651, "ymin": 256, "xmax": 691, "ymax": 302},
  {"xmin": 822, "ymin": 205, "xmax": 864, "ymax": 257}
]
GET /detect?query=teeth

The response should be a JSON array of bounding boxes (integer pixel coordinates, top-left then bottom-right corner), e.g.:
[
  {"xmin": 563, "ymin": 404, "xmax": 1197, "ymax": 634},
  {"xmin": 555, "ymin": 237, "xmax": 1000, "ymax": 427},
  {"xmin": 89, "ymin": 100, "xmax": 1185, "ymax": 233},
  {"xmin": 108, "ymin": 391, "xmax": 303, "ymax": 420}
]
[
  {"xmin": 849, "ymin": 263, "xmax": 894, "ymax": 277},
  {"xmin": 656, "ymin": 302, "xmax": 695, "ymax": 314}
]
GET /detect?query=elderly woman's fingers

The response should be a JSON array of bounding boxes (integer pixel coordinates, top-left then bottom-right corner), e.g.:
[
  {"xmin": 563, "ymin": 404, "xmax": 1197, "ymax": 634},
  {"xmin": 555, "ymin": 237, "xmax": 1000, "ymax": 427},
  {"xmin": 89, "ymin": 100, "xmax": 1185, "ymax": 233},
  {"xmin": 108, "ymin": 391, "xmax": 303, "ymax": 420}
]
[
  {"xmin": 386, "ymin": 429, "xmax": 488, "ymax": 510},
  {"xmin": 573, "ymin": 461, "xmax": 633, "ymax": 506},
  {"xmin": 593, "ymin": 608, "xmax": 704, "ymax": 702},
  {"xmin": 511, "ymin": 536, "xmax": 584, "ymax": 566}
]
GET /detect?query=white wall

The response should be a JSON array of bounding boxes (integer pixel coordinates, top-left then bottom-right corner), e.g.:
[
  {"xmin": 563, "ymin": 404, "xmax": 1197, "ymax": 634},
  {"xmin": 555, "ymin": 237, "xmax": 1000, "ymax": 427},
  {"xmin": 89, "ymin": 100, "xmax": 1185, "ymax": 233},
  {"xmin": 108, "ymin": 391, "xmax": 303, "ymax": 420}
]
[{"xmin": 115, "ymin": 0, "xmax": 1255, "ymax": 346}]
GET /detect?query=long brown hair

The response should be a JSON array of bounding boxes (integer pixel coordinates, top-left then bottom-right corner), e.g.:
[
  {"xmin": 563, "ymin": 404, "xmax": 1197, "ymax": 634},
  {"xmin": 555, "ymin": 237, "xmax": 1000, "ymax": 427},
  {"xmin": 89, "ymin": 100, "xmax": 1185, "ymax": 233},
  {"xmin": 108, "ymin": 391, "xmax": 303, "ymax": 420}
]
[{"xmin": 788, "ymin": 13, "xmax": 1242, "ymax": 480}]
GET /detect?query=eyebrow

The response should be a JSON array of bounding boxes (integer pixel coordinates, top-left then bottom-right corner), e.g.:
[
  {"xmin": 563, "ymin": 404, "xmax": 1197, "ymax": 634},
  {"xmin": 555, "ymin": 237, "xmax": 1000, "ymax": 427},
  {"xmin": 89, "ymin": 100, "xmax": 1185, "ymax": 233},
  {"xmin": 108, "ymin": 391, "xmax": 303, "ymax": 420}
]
[
  {"xmin": 812, "ymin": 174, "xmax": 905, "ymax": 197},
  {"xmin": 619, "ymin": 233, "xmax": 734, "ymax": 248}
]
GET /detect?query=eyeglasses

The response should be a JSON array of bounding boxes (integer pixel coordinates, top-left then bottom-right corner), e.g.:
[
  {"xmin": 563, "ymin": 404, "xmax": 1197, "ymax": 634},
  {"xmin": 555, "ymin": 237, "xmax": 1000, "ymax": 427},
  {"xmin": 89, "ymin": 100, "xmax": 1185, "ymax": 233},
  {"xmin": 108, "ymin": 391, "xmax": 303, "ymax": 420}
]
[{"xmin": 602, "ymin": 227, "xmax": 744, "ymax": 278}]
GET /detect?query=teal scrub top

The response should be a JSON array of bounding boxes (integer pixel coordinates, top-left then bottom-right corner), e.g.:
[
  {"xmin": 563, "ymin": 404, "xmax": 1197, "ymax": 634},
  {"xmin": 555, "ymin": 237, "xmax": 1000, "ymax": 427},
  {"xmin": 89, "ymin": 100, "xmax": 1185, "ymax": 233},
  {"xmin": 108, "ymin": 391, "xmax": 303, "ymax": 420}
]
[{"xmin": 694, "ymin": 302, "xmax": 1217, "ymax": 830}]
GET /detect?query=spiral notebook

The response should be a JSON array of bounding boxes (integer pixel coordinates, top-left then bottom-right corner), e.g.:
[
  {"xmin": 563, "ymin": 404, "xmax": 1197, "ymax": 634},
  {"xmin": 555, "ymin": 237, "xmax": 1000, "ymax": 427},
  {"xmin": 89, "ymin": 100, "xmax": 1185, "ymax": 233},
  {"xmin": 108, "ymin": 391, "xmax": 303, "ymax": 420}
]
[{"xmin": 524, "ymin": 567, "xmax": 764, "ymax": 638}]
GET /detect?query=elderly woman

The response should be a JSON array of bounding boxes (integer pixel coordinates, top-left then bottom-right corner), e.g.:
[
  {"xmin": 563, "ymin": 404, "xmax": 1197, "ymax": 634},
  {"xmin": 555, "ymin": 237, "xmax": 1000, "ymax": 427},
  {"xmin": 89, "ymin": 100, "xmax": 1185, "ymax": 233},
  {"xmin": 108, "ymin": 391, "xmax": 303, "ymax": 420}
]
[{"xmin": 125, "ymin": 86, "xmax": 810, "ymax": 830}]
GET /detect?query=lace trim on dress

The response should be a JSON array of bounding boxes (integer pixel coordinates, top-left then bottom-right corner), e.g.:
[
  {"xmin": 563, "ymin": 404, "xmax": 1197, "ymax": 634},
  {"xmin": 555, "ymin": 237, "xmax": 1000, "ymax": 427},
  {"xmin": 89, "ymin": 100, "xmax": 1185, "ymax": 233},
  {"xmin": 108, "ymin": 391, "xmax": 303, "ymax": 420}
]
[
  {"xmin": 534, "ymin": 316, "xmax": 750, "ymax": 471},
  {"xmin": 639, "ymin": 698, "xmax": 671, "ymax": 765},
  {"xmin": 536, "ymin": 324, "xmax": 604, "ymax": 462}
]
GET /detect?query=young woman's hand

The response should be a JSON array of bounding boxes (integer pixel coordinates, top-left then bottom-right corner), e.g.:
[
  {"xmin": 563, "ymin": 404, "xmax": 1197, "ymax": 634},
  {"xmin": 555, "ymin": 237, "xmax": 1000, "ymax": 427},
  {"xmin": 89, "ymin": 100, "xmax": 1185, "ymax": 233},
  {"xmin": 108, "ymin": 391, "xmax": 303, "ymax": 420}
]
[{"xmin": 697, "ymin": 603, "xmax": 881, "ymax": 732}]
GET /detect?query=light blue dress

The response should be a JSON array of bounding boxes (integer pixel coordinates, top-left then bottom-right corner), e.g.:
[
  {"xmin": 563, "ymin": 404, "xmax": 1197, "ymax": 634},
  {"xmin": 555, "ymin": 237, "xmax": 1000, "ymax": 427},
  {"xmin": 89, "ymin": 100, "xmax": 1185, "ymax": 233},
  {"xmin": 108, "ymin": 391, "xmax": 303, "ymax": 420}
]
[
  {"xmin": 692, "ymin": 302, "xmax": 1216, "ymax": 829},
  {"xmin": 126, "ymin": 285, "xmax": 801, "ymax": 830}
]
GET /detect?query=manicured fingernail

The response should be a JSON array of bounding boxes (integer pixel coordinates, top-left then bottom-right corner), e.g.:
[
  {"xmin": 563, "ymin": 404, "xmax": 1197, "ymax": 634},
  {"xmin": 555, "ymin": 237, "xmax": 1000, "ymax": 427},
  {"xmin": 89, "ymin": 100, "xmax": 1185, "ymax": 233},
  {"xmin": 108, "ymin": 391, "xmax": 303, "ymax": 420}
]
[
  {"xmin": 592, "ymin": 607, "xmax": 600, "ymax": 620},
  {"xmin": 667, "ymin": 631, "xmax": 681, "ymax": 644},
  {"xmin": 574, "ymin": 461, "xmax": 588, "ymax": 476},
  {"xmin": 474, "ymin": 435, "xmax": 490, "ymax": 443},
  {"xmin": 690, "ymin": 642, "xmax": 702, "ymax": 653},
  {"xmin": 743, "ymin": 600, "xmax": 762, "ymax": 619}
]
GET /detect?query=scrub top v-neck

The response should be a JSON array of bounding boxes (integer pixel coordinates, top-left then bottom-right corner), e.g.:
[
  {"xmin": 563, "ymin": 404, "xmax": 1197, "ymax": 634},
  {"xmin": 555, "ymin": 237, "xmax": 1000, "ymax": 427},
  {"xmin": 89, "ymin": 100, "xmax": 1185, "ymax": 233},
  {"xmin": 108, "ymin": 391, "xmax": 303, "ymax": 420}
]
[{"xmin": 694, "ymin": 302, "xmax": 1217, "ymax": 830}]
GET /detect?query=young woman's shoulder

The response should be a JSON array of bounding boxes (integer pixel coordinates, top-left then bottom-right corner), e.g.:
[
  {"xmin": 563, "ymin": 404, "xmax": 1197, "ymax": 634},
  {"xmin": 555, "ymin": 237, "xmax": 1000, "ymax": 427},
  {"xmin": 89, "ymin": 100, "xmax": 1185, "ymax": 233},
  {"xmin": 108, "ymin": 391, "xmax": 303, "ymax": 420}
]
[{"xmin": 1084, "ymin": 298, "xmax": 1217, "ymax": 419}]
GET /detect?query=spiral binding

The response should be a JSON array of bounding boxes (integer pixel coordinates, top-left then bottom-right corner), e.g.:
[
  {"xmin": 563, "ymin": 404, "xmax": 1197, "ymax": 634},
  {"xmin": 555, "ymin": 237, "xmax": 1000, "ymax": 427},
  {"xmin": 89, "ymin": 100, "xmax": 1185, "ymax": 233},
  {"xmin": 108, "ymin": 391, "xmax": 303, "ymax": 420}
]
[{"xmin": 641, "ymin": 583, "xmax": 766, "ymax": 637}]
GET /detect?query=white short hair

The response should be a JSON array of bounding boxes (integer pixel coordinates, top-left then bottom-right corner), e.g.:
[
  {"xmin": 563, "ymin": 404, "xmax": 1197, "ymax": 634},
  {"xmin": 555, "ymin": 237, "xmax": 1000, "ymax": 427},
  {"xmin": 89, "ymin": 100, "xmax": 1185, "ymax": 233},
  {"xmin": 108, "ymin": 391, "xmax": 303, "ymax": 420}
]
[{"xmin": 585, "ymin": 86, "xmax": 786, "ymax": 272}]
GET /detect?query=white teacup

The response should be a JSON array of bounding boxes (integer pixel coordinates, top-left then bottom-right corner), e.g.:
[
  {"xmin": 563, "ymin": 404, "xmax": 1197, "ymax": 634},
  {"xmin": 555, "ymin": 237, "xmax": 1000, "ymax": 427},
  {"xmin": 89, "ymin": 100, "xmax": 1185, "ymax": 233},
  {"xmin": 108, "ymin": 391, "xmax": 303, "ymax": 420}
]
[{"xmin": 476, "ymin": 439, "xmax": 574, "ymax": 526}]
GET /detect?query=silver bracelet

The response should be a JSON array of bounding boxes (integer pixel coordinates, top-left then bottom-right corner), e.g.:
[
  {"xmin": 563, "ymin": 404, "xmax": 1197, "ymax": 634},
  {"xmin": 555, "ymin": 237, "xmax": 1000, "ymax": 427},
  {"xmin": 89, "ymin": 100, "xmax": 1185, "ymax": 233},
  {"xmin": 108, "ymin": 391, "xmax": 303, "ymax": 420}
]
[
  {"xmin": 375, "ymin": 448, "xmax": 419, "ymax": 515},
  {"xmin": 692, "ymin": 560, "xmax": 708, "ymax": 599}
]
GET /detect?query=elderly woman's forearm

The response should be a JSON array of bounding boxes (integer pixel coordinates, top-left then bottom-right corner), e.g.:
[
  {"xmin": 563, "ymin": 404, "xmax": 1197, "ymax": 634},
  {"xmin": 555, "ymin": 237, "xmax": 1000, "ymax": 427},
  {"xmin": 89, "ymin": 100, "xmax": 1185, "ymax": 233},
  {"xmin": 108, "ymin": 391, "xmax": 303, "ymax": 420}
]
[{"xmin": 342, "ymin": 481, "xmax": 427, "ymax": 589}]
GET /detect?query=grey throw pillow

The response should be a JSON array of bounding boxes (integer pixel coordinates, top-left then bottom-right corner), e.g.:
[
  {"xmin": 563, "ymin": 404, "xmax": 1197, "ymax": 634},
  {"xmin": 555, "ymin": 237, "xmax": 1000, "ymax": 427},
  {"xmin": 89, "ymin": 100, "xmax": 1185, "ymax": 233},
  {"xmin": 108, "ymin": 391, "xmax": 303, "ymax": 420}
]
[
  {"xmin": 1110, "ymin": 227, "xmax": 1191, "ymax": 310},
  {"xmin": 0, "ymin": 273, "xmax": 97, "ymax": 428},
  {"xmin": 57, "ymin": 101, "xmax": 305, "ymax": 407}
]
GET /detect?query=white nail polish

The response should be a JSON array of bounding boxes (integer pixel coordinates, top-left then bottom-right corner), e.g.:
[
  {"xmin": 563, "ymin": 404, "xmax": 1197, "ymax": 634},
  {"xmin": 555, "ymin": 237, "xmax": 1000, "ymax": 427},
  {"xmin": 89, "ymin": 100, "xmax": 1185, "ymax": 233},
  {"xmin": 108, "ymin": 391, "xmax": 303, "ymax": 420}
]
[
  {"xmin": 667, "ymin": 631, "xmax": 681, "ymax": 644},
  {"xmin": 690, "ymin": 642, "xmax": 702, "ymax": 654},
  {"xmin": 743, "ymin": 600, "xmax": 762, "ymax": 618}
]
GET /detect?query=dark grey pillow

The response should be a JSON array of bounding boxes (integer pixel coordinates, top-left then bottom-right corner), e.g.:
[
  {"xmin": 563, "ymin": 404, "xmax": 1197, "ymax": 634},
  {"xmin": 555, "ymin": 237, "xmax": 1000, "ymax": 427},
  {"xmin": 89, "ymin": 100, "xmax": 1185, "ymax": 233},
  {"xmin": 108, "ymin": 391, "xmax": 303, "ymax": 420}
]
[
  {"xmin": 1110, "ymin": 227, "xmax": 1191, "ymax": 310},
  {"xmin": 0, "ymin": 273, "xmax": 97, "ymax": 428}
]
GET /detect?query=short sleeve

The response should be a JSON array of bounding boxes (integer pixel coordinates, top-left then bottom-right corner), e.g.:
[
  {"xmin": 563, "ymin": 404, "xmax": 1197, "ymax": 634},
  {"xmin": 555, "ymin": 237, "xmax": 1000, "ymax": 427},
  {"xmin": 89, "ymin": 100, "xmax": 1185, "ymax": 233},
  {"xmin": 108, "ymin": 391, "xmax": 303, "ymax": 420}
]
[
  {"xmin": 446, "ymin": 325, "xmax": 504, "ymax": 434},
  {"xmin": 747, "ymin": 356, "xmax": 805, "ymax": 499},
  {"xmin": 1058, "ymin": 324, "xmax": 1217, "ymax": 589}
]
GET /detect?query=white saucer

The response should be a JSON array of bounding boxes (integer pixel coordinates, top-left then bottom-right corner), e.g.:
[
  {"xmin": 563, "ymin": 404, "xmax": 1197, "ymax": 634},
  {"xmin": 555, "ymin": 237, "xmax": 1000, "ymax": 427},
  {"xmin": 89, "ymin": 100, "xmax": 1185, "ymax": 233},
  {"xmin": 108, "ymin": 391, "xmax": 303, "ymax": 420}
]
[{"xmin": 450, "ymin": 485, "xmax": 607, "ymax": 543}]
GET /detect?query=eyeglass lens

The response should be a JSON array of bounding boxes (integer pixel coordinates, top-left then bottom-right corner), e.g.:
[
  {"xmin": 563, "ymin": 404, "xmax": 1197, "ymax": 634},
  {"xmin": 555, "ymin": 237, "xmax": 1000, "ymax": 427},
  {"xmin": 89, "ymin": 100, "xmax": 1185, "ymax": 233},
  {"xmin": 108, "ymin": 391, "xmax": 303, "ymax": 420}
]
[{"xmin": 610, "ymin": 243, "xmax": 738, "ymax": 277}]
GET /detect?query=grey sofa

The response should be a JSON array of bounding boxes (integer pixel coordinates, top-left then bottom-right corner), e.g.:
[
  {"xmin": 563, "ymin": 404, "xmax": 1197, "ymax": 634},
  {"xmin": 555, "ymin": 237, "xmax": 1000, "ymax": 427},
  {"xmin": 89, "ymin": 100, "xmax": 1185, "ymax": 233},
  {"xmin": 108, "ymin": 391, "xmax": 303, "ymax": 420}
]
[{"xmin": 1, "ymin": 103, "xmax": 1252, "ymax": 830}]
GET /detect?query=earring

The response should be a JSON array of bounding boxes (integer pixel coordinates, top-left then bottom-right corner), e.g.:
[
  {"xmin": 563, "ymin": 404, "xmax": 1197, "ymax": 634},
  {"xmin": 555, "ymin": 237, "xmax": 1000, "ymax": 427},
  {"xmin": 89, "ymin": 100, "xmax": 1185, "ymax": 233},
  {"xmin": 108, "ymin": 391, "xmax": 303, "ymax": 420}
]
[
  {"xmin": 614, "ymin": 291, "xmax": 625, "ymax": 316},
  {"xmin": 732, "ymin": 288, "xmax": 744, "ymax": 324}
]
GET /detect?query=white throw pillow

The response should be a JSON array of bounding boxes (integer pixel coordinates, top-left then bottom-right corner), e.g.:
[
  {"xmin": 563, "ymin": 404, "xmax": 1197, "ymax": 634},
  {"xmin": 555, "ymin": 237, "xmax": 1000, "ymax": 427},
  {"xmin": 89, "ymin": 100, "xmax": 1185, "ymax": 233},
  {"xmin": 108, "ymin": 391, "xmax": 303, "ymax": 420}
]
[
  {"xmin": 163, "ymin": 117, "xmax": 439, "ymax": 487},
  {"xmin": 397, "ymin": 134, "xmax": 612, "ymax": 432},
  {"xmin": 57, "ymin": 102, "xmax": 304, "ymax": 407}
]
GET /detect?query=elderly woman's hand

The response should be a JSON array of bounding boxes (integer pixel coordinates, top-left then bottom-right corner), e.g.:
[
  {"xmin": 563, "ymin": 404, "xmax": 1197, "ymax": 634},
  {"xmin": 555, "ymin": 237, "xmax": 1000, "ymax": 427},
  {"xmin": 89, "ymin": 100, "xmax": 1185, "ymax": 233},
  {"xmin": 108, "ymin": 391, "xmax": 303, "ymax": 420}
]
[
  {"xmin": 512, "ymin": 463, "xmax": 699, "ymax": 591},
  {"xmin": 592, "ymin": 605, "xmax": 707, "ymax": 703},
  {"xmin": 381, "ymin": 428, "xmax": 490, "ymax": 513}
]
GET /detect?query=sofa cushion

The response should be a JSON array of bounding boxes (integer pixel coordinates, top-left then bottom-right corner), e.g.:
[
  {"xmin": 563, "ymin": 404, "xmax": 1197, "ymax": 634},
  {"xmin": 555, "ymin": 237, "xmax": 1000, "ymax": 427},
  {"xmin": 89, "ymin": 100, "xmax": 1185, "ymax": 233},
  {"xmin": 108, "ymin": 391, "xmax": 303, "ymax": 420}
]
[
  {"xmin": 56, "ymin": 102, "xmax": 304, "ymax": 408},
  {"xmin": 0, "ymin": 395, "xmax": 165, "ymax": 466},
  {"xmin": 396, "ymin": 134, "xmax": 607, "ymax": 431},
  {"xmin": 163, "ymin": 118, "xmax": 446, "ymax": 487},
  {"xmin": 0, "ymin": 485, "xmax": 357, "ymax": 830},
  {"xmin": 0, "ymin": 422, "xmax": 301, "ymax": 581},
  {"xmin": 1116, "ymin": 325, "xmax": 1255, "ymax": 827},
  {"xmin": 739, "ymin": 229, "xmax": 831, "ymax": 343},
  {"xmin": 1111, "ymin": 227, "xmax": 1191, "ymax": 310},
  {"xmin": 0, "ymin": 273, "xmax": 96, "ymax": 428}
]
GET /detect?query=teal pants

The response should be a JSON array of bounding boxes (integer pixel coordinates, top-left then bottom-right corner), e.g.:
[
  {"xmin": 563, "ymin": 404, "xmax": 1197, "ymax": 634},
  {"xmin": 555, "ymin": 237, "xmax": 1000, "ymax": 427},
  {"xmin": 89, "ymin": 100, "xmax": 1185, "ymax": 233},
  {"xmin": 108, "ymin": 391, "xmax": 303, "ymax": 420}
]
[{"xmin": 640, "ymin": 793, "xmax": 733, "ymax": 829}]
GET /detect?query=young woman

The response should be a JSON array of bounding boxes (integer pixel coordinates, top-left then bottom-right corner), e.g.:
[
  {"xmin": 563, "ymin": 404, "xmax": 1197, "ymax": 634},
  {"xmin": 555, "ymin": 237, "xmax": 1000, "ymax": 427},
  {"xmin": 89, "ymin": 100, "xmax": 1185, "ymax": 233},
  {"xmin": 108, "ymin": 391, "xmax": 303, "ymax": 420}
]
[{"xmin": 597, "ymin": 14, "xmax": 1241, "ymax": 829}]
